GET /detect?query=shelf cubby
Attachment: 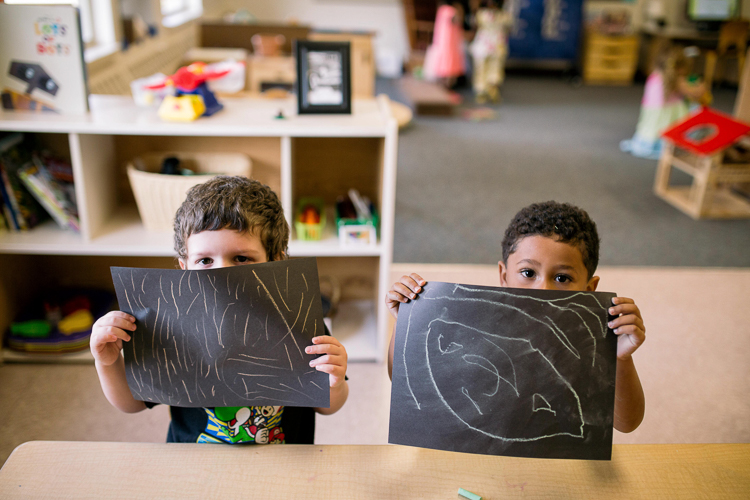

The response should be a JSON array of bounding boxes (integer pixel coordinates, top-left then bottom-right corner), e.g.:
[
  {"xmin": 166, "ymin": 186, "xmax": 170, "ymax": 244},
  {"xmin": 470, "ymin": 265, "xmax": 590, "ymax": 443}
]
[{"xmin": 0, "ymin": 95, "xmax": 398, "ymax": 362}]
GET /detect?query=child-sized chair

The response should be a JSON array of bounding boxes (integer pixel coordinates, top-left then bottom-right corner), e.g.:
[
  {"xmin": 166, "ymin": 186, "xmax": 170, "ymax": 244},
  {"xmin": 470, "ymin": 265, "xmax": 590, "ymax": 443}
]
[
  {"xmin": 703, "ymin": 20, "xmax": 749, "ymax": 89},
  {"xmin": 654, "ymin": 107, "xmax": 750, "ymax": 219}
]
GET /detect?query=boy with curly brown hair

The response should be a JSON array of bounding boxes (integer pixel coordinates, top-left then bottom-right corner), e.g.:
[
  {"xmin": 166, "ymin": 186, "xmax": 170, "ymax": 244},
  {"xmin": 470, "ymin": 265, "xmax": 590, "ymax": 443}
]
[{"xmin": 92, "ymin": 176, "xmax": 348, "ymax": 444}]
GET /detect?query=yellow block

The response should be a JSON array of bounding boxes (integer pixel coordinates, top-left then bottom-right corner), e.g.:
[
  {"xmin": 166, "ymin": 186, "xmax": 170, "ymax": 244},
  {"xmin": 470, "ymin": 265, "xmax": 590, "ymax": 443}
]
[{"xmin": 158, "ymin": 94, "xmax": 206, "ymax": 122}]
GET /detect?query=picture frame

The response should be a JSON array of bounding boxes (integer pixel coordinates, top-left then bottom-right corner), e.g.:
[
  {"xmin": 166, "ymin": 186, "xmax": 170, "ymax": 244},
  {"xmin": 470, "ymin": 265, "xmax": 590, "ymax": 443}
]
[{"xmin": 295, "ymin": 40, "xmax": 351, "ymax": 114}]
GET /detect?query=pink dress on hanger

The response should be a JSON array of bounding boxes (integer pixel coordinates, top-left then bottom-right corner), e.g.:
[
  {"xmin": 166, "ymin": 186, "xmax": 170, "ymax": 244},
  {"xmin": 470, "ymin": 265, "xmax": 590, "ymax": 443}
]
[{"xmin": 424, "ymin": 4, "xmax": 466, "ymax": 80}]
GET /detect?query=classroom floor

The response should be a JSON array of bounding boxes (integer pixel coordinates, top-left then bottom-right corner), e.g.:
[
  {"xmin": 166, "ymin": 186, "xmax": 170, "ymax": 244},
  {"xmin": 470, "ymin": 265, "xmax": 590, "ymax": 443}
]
[
  {"xmin": 379, "ymin": 74, "xmax": 750, "ymax": 267},
  {"xmin": 1, "ymin": 264, "xmax": 748, "ymax": 466}
]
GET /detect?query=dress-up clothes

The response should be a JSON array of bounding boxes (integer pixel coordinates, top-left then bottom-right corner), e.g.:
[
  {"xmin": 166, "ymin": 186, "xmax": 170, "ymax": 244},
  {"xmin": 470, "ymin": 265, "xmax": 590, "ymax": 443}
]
[
  {"xmin": 470, "ymin": 8, "xmax": 513, "ymax": 94},
  {"xmin": 423, "ymin": 4, "xmax": 466, "ymax": 80}
]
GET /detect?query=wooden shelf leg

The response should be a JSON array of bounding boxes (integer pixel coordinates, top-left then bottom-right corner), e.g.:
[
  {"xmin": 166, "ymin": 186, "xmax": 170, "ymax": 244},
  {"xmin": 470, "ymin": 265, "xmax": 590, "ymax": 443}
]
[
  {"xmin": 690, "ymin": 156, "xmax": 719, "ymax": 218},
  {"xmin": 654, "ymin": 141, "xmax": 674, "ymax": 198}
]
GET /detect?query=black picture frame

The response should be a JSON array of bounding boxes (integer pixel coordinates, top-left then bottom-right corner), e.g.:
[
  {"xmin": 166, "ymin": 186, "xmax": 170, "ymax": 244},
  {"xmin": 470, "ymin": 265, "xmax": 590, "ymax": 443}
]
[{"xmin": 295, "ymin": 40, "xmax": 351, "ymax": 114}]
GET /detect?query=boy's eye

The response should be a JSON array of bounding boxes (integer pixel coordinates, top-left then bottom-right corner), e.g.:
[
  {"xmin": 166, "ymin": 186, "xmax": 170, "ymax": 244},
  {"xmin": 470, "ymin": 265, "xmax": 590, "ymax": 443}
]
[
  {"xmin": 520, "ymin": 269, "xmax": 535, "ymax": 278},
  {"xmin": 235, "ymin": 256, "xmax": 252, "ymax": 263},
  {"xmin": 555, "ymin": 274, "xmax": 572, "ymax": 283},
  {"xmin": 197, "ymin": 258, "xmax": 213, "ymax": 266}
]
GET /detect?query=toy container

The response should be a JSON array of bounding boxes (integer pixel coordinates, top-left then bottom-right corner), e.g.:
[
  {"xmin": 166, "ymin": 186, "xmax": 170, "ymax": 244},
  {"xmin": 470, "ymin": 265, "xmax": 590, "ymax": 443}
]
[
  {"xmin": 127, "ymin": 152, "xmax": 252, "ymax": 232},
  {"xmin": 335, "ymin": 200, "xmax": 379, "ymax": 247},
  {"xmin": 129, "ymin": 73, "xmax": 170, "ymax": 107},
  {"xmin": 294, "ymin": 197, "xmax": 326, "ymax": 241}
]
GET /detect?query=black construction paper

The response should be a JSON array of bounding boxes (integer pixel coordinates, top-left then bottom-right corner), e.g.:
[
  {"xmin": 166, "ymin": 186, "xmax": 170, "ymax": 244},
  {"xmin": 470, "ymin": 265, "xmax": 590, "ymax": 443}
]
[
  {"xmin": 388, "ymin": 282, "xmax": 617, "ymax": 460},
  {"xmin": 111, "ymin": 258, "xmax": 330, "ymax": 408}
]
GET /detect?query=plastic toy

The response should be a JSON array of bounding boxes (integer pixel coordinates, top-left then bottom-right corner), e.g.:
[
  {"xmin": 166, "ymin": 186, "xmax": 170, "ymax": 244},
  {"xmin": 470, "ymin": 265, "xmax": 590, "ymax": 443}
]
[
  {"xmin": 157, "ymin": 94, "xmax": 205, "ymax": 122},
  {"xmin": 10, "ymin": 320, "xmax": 51, "ymax": 338},
  {"xmin": 295, "ymin": 197, "xmax": 325, "ymax": 241},
  {"xmin": 58, "ymin": 309, "xmax": 94, "ymax": 335},
  {"xmin": 148, "ymin": 62, "xmax": 229, "ymax": 121},
  {"xmin": 300, "ymin": 204, "xmax": 321, "ymax": 224},
  {"xmin": 7, "ymin": 288, "xmax": 115, "ymax": 354}
]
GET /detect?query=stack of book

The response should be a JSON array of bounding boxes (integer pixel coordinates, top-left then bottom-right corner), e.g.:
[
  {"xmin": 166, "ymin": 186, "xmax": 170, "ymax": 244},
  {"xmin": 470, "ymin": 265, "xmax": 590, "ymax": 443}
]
[{"xmin": 0, "ymin": 133, "xmax": 79, "ymax": 233}]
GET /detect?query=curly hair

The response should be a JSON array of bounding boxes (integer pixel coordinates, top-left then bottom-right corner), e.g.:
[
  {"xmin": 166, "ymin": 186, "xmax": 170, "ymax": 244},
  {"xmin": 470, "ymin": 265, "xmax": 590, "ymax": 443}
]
[
  {"xmin": 174, "ymin": 176, "xmax": 289, "ymax": 262},
  {"xmin": 501, "ymin": 201, "xmax": 600, "ymax": 279}
]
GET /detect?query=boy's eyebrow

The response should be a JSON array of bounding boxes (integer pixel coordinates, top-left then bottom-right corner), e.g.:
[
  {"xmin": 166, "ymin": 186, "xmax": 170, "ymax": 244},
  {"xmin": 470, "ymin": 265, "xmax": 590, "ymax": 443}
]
[
  {"xmin": 517, "ymin": 259, "xmax": 541, "ymax": 266},
  {"xmin": 517, "ymin": 259, "xmax": 578, "ymax": 272},
  {"xmin": 552, "ymin": 264, "xmax": 577, "ymax": 271}
]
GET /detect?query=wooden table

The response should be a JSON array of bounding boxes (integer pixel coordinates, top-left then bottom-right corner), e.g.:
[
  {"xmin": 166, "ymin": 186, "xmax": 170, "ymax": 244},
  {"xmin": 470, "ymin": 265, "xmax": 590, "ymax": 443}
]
[{"xmin": 1, "ymin": 442, "xmax": 748, "ymax": 498}]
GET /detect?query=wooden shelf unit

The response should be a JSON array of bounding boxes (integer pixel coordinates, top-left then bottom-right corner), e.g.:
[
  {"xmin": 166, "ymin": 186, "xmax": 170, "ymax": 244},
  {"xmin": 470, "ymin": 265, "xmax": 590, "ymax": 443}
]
[
  {"xmin": 583, "ymin": 31, "xmax": 639, "ymax": 85},
  {"xmin": 0, "ymin": 95, "xmax": 399, "ymax": 362}
]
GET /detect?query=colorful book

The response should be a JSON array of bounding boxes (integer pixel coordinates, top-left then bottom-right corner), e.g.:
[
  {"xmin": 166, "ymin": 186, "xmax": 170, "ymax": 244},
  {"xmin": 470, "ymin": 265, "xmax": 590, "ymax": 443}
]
[
  {"xmin": 0, "ymin": 4, "xmax": 89, "ymax": 115},
  {"xmin": 0, "ymin": 136, "xmax": 47, "ymax": 230},
  {"xmin": 0, "ymin": 133, "xmax": 23, "ymax": 231},
  {"xmin": 0, "ymin": 158, "xmax": 21, "ymax": 231},
  {"xmin": 17, "ymin": 159, "xmax": 79, "ymax": 231},
  {"xmin": 0, "ymin": 159, "xmax": 24, "ymax": 229}
]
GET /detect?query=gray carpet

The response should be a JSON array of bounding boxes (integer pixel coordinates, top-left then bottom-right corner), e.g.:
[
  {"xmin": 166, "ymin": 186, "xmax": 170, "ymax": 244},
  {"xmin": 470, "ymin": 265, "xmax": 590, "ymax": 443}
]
[{"xmin": 378, "ymin": 75, "xmax": 750, "ymax": 267}]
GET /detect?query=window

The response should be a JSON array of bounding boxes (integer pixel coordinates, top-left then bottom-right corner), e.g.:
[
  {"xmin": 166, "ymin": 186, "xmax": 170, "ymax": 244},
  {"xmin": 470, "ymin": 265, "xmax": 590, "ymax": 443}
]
[
  {"xmin": 160, "ymin": 0, "xmax": 202, "ymax": 28},
  {"xmin": 160, "ymin": 0, "xmax": 188, "ymax": 16}
]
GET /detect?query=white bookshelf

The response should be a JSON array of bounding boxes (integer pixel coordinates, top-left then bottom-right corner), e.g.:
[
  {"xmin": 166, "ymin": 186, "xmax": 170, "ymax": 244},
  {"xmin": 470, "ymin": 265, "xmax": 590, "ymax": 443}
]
[{"xmin": 0, "ymin": 95, "xmax": 398, "ymax": 362}]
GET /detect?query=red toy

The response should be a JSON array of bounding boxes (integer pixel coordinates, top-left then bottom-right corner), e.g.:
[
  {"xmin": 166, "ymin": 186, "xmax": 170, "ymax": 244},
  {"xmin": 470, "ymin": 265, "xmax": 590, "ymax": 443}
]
[
  {"xmin": 149, "ymin": 63, "xmax": 229, "ymax": 92},
  {"xmin": 147, "ymin": 62, "xmax": 229, "ymax": 116}
]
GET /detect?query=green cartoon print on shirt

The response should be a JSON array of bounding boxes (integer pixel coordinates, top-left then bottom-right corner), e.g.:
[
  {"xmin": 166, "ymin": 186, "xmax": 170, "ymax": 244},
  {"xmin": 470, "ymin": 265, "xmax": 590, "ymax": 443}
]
[{"xmin": 197, "ymin": 406, "xmax": 285, "ymax": 444}]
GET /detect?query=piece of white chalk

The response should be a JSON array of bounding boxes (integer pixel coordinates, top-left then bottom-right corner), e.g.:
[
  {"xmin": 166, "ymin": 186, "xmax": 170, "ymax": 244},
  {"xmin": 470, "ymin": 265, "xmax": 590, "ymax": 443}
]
[{"xmin": 458, "ymin": 487, "xmax": 482, "ymax": 500}]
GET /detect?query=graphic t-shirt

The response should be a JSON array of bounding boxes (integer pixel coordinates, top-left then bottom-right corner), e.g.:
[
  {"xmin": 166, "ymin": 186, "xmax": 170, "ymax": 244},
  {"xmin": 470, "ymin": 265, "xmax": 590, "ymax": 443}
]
[
  {"xmin": 166, "ymin": 405, "xmax": 316, "ymax": 444},
  {"xmin": 147, "ymin": 324, "xmax": 333, "ymax": 445}
]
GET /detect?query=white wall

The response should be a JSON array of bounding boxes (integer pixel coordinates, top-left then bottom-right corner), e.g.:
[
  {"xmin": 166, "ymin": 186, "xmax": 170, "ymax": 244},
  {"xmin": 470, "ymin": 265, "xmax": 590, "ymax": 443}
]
[{"xmin": 203, "ymin": 0, "xmax": 409, "ymax": 75}]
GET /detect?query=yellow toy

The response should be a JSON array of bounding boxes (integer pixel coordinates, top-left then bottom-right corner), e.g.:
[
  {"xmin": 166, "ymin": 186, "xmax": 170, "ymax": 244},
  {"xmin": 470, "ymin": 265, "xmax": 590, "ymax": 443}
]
[
  {"xmin": 149, "ymin": 62, "xmax": 228, "ymax": 121},
  {"xmin": 158, "ymin": 94, "xmax": 206, "ymax": 122},
  {"xmin": 58, "ymin": 309, "xmax": 94, "ymax": 335}
]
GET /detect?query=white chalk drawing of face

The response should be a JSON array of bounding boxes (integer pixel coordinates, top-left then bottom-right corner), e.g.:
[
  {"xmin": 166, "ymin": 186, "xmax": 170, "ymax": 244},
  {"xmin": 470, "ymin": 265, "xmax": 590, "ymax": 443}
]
[
  {"xmin": 400, "ymin": 284, "xmax": 612, "ymax": 445},
  {"xmin": 426, "ymin": 319, "xmax": 584, "ymax": 441}
]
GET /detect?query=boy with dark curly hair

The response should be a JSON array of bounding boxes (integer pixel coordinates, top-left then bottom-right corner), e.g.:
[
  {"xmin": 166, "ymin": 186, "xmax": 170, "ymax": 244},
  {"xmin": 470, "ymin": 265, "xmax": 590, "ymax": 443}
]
[
  {"xmin": 386, "ymin": 201, "xmax": 645, "ymax": 433},
  {"xmin": 92, "ymin": 176, "xmax": 348, "ymax": 444}
]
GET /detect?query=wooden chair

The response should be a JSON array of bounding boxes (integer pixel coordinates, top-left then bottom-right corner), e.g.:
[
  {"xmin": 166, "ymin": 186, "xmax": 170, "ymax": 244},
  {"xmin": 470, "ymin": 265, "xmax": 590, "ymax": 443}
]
[
  {"xmin": 654, "ymin": 108, "xmax": 750, "ymax": 219},
  {"xmin": 703, "ymin": 20, "xmax": 749, "ymax": 88}
]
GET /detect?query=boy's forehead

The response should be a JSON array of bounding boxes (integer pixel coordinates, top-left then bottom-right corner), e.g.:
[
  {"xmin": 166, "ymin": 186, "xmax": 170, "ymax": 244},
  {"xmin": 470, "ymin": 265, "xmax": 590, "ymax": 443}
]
[
  {"xmin": 512, "ymin": 235, "xmax": 587, "ymax": 267},
  {"xmin": 185, "ymin": 228, "xmax": 265, "ymax": 252}
]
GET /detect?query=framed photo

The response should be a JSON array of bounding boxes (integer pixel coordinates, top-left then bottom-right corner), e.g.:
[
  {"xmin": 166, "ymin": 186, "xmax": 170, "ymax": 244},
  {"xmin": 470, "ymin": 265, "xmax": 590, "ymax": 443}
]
[{"xmin": 295, "ymin": 40, "xmax": 351, "ymax": 114}]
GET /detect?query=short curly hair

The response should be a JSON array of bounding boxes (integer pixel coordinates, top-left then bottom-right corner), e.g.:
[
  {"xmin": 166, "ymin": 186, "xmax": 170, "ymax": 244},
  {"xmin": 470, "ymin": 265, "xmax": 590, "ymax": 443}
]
[
  {"xmin": 501, "ymin": 201, "xmax": 600, "ymax": 279},
  {"xmin": 174, "ymin": 176, "xmax": 289, "ymax": 262}
]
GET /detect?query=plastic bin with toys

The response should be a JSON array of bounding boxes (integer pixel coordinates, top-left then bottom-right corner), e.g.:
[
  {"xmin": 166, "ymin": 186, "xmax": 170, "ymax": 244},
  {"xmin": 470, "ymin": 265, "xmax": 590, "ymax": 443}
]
[
  {"xmin": 335, "ymin": 189, "xmax": 378, "ymax": 247},
  {"xmin": 295, "ymin": 197, "xmax": 326, "ymax": 241}
]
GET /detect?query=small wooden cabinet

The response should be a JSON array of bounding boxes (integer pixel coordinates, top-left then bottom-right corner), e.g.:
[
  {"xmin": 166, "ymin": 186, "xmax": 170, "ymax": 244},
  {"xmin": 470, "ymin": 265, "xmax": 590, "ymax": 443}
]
[
  {"xmin": 0, "ymin": 96, "xmax": 398, "ymax": 363},
  {"xmin": 583, "ymin": 31, "xmax": 639, "ymax": 85},
  {"xmin": 247, "ymin": 55, "xmax": 296, "ymax": 93}
]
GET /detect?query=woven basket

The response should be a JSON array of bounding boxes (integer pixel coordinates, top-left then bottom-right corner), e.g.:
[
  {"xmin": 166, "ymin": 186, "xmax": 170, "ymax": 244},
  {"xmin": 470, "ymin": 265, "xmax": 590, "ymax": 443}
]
[{"xmin": 127, "ymin": 152, "xmax": 252, "ymax": 232}]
